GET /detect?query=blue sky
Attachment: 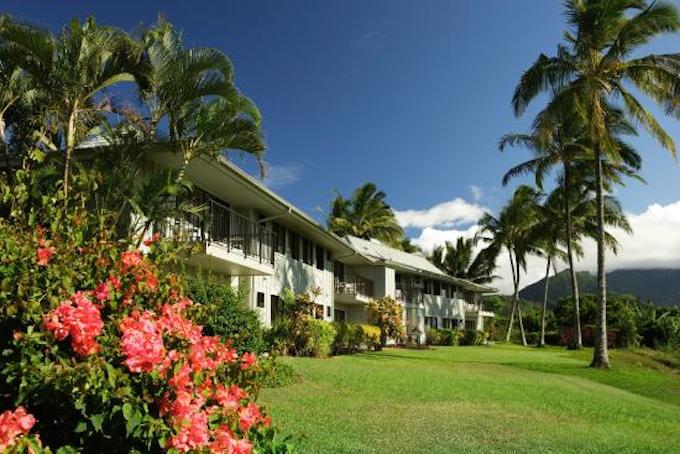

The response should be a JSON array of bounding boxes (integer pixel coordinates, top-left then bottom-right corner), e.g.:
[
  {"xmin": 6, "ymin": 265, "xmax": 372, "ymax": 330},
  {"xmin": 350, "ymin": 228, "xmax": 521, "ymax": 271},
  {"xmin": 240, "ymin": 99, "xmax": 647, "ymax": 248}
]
[{"xmin": 5, "ymin": 1, "xmax": 680, "ymax": 289}]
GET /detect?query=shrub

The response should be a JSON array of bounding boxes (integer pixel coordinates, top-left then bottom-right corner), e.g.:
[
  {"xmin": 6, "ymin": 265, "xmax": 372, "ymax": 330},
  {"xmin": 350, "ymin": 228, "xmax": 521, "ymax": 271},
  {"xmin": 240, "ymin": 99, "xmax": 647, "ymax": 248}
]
[
  {"xmin": 367, "ymin": 296, "xmax": 404, "ymax": 347},
  {"xmin": 461, "ymin": 329, "xmax": 488, "ymax": 346},
  {"xmin": 332, "ymin": 322, "xmax": 362, "ymax": 354},
  {"xmin": 0, "ymin": 184, "xmax": 287, "ymax": 452},
  {"xmin": 186, "ymin": 275, "xmax": 266, "ymax": 354},
  {"xmin": 359, "ymin": 324, "xmax": 382, "ymax": 350},
  {"xmin": 304, "ymin": 319, "xmax": 337, "ymax": 358},
  {"xmin": 426, "ymin": 328, "xmax": 442, "ymax": 346},
  {"xmin": 439, "ymin": 329, "xmax": 462, "ymax": 346},
  {"xmin": 266, "ymin": 289, "xmax": 336, "ymax": 358},
  {"xmin": 254, "ymin": 357, "xmax": 298, "ymax": 388}
]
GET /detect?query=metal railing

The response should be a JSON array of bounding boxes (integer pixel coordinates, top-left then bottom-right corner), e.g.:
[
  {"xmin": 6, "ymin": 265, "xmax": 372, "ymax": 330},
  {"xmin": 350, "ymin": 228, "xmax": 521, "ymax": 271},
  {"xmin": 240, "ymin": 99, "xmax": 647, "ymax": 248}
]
[
  {"xmin": 156, "ymin": 199, "xmax": 276, "ymax": 265},
  {"xmin": 335, "ymin": 274, "xmax": 374, "ymax": 298}
]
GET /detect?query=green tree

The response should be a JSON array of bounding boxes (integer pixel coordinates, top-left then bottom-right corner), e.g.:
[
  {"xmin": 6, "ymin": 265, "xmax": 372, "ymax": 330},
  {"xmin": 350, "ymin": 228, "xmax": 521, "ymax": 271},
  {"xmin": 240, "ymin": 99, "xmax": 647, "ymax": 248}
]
[
  {"xmin": 367, "ymin": 296, "xmax": 404, "ymax": 348},
  {"xmin": 137, "ymin": 18, "xmax": 265, "ymax": 178},
  {"xmin": 429, "ymin": 237, "xmax": 497, "ymax": 285},
  {"xmin": 328, "ymin": 182, "xmax": 405, "ymax": 247},
  {"xmin": 511, "ymin": 0, "xmax": 680, "ymax": 368},
  {"xmin": 500, "ymin": 108, "xmax": 640, "ymax": 348},
  {"xmin": 0, "ymin": 15, "xmax": 145, "ymax": 197},
  {"xmin": 477, "ymin": 185, "xmax": 541, "ymax": 345}
]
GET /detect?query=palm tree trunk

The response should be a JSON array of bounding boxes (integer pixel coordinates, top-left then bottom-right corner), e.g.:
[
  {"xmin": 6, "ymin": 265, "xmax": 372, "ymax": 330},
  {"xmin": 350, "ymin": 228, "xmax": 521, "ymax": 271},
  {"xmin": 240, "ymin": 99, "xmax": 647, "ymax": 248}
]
[
  {"xmin": 64, "ymin": 105, "xmax": 78, "ymax": 198},
  {"xmin": 591, "ymin": 151, "xmax": 609, "ymax": 369},
  {"xmin": 505, "ymin": 249, "xmax": 518, "ymax": 342},
  {"xmin": 515, "ymin": 256, "xmax": 527, "ymax": 346},
  {"xmin": 564, "ymin": 165, "xmax": 582, "ymax": 349},
  {"xmin": 540, "ymin": 257, "xmax": 551, "ymax": 347}
]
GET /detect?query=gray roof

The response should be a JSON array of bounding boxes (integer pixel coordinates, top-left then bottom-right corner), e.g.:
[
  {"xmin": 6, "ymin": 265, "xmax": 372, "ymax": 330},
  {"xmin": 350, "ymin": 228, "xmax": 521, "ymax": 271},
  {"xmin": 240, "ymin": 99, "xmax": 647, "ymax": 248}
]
[{"xmin": 343, "ymin": 235, "xmax": 496, "ymax": 293}]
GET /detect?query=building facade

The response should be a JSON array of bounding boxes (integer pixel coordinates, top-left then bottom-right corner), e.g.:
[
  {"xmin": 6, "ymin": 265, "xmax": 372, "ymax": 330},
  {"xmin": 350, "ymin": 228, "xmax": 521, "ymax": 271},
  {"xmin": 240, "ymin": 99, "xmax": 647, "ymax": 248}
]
[{"xmin": 148, "ymin": 152, "xmax": 495, "ymax": 338}]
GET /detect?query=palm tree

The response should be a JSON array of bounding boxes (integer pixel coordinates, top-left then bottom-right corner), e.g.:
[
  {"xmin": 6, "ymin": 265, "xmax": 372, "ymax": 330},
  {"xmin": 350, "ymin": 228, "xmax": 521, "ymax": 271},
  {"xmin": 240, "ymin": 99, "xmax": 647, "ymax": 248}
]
[
  {"xmin": 477, "ymin": 185, "xmax": 541, "ymax": 346},
  {"xmin": 511, "ymin": 0, "xmax": 680, "ymax": 368},
  {"xmin": 499, "ymin": 106, "xmax": 641, "ymax": 348},
  {"xmin": 0, "ymin": 15, "xmax": 146, "ymax": 197},
  {"xmin": 138, "ymin": 18, "xmax": 265, "ymax": 178},
  {"xmin": 328, "ymin": 182, "xmax": 405, "ymax": 247},
  {"xmin": 429, "ymin": 237, "xmax": 497, "ymax": 285}
]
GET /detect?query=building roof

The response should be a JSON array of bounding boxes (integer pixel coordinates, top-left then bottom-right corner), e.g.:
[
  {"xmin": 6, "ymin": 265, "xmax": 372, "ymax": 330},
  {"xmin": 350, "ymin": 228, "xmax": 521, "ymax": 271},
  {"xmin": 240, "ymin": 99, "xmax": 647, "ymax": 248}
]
[{"xmin": 342, "ymin": 235, "xmax": 496, "ymax": 293}]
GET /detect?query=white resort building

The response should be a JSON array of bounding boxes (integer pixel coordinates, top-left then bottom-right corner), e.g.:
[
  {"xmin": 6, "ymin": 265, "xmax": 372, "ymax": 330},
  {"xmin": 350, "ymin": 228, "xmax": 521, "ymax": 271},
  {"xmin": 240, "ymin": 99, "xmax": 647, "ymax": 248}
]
[{"xmin": 148, "ymin": 152, "xmax": 495, "ymax": 342}]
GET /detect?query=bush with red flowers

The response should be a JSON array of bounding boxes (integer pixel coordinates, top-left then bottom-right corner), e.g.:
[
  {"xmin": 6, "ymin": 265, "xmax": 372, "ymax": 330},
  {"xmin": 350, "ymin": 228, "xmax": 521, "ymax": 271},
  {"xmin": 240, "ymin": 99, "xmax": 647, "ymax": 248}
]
[{"xmin": 0, "ymin": 177, "xmax": 293, "ymax": 453}]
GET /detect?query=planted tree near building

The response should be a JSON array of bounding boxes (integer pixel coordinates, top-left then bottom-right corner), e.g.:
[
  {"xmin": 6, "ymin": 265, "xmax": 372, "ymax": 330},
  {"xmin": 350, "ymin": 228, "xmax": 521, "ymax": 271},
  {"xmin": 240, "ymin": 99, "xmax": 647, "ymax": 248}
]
[{"xmin": 367, "ymin": 296, "xmax": 404, "ymax": 348}]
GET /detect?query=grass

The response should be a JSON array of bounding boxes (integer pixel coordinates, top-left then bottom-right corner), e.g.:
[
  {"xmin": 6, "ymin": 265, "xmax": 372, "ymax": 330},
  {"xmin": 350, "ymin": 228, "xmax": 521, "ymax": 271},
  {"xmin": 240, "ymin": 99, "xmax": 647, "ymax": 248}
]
[{"xmin": 259, "ymin": 345, "xmax": 680, "ymax": 453}]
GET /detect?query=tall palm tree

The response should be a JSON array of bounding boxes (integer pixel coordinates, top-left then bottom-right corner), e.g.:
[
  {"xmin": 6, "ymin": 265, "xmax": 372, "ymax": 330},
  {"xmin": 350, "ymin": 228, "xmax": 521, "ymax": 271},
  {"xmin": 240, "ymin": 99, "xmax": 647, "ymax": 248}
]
[
  {"xmin": 0, "ymin": 15, "xmax": 146, "ymax": 197},
  {"xmin": 138, "ymin": 18, "xmax": 265, "ymax": 178},
  {"xmin": 477, "ymin": 185, "xmax": 541, "ymax": 345},
  {"xmin": 429, "ymin": 237, "xmax": 497, "ymax": 285},
  {"xmin": 529, "ymin": 192, "xmax": 569, "ymax": 347},
  {"xmin": 328, "ymin": 182, "xmax": 405, "ymax": 247},
  {"xmin": 500, "ymin": 106, "xmax": 641, "ymax": 348},
  {"xmin": 511, "ymin": 0, "xmax": 680, "ymax": 368}
]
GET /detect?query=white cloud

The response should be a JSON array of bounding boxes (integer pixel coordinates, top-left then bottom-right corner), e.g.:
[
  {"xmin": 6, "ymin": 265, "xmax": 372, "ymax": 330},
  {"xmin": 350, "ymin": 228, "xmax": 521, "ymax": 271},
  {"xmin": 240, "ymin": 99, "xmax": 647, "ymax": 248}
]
[
  {"xmin": 470, "ymin": 185, "xmax": 484, "ymax": 202},
  {"xmin": 406, "ymin": 199, "xmax": 680, "ymax": 295},
  {"xmin": 263, "ymin": 164, "xmax": 303, "ymax": 189},
  {"xmin": 395, "ymin": 197, "xmax": 487, "ymax": 230}
]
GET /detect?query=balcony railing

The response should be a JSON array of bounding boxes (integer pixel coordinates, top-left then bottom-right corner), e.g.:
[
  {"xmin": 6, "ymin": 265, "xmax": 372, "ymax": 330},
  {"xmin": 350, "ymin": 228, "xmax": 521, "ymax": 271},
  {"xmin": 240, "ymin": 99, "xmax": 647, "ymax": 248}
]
[
  {"xmin": 156, "ymin": 199, "xmax": 276, "ymax": 265},
  {"xmin": 395, "ymin": 287, "xmax": 423, "ymax": 304},
  {"xmin": 335, "ymin": 275, "xmax": 374, "ymax": 298}
]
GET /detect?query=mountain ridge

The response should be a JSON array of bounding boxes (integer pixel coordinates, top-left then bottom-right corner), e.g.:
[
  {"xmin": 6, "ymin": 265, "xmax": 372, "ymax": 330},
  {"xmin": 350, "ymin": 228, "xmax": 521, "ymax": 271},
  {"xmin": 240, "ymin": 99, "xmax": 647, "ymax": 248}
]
[{"xmin": 518, "ymin": 268, "xmax": 680, "ymax": 307}]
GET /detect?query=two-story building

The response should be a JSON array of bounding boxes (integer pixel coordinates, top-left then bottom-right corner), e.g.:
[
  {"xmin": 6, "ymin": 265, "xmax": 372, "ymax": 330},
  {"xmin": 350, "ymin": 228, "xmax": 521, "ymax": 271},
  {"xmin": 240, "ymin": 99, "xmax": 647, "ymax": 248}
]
[
  {"xmin": 144, "ymin": 150, "xmax": 495, "ymax": 337},
  {"xmin": 334, "ymin": 235, "xmax": 495, "ymax": 343}
]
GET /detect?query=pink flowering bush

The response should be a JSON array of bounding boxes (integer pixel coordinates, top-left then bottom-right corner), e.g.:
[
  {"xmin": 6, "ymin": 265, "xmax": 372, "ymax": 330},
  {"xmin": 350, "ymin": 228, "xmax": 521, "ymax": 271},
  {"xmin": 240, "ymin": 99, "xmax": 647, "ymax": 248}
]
[{"xmin": 0, "ymin": 187, "xmax": 293, "ymax": 452}]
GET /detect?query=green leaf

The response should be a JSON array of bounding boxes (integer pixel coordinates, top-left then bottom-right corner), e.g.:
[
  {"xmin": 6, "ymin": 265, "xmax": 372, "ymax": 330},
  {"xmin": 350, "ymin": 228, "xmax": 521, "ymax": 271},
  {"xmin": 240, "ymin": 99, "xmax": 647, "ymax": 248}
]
[
  {"xmin": 74, "ymin": 421, "xmax": 88, "ymax": 433},
  {"xmin": 90, "ymin": 414, "xmax": 104, "ymax": 432},
  {"xmin": 122, "ymin": 402, "xmax": 133, "ymax": 421}
]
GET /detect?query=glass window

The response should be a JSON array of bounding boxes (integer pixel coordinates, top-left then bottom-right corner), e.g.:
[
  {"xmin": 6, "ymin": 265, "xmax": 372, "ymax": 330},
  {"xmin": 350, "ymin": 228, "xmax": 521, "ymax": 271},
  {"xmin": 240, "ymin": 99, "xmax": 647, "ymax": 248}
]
[
  {"xmin": 334, "ymin": 309, "xmax": 346, "ymax": 322},
  {"xmin": 290, "ymin": 232, "xmax": 300, "ymax": 260},
  {"xmin": 316, "ymin": 245, "xmax": 325, "ymax": 270},
  {"xmin": 256, "ymin": 292, "xmax": 265, "ymax": 308},
  {"xmin": 273, "ymin": 222, "xmax": 286, "ymax": 254},
  {"xmin": 325, "ymin": 306, "xmax": 331, "ymax": 317}
]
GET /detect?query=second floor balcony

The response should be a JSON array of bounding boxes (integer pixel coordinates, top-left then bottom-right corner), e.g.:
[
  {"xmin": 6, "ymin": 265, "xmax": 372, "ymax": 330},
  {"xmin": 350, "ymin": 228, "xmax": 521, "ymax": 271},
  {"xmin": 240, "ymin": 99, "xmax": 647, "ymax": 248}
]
[
  {"xmin": 155, "ymin": 199, "xmax": 276, "ymax": 276},
  {"xmin": 335, "ymin": 273, "xmax": 374, "ymax": 304}
]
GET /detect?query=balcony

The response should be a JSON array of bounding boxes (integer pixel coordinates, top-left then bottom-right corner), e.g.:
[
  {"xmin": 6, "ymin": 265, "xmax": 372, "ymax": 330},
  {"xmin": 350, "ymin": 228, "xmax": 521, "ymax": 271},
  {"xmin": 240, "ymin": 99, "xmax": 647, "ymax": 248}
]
[
  {"xmin": 156, "ymin": 199, "xmax": 276, "ymax": 276},
  {"xmin": 395, "ymin": 287, "xmax": 423, "ymax": 305},
  {"xmin": 335, "ymin": 274, "xmax": 374, "ymax": 305}
]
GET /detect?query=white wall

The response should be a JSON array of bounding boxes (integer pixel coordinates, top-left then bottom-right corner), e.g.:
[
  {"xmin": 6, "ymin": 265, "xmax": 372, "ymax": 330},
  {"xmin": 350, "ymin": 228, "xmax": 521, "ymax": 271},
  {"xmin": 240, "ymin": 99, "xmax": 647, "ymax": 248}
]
[
  {"xmin": 353, "ymin": 265, "xmax": 396, "ymax": 298},
  {"xmin": 250, "ymin": 252, "xmax": 335, "ymax": 326}
]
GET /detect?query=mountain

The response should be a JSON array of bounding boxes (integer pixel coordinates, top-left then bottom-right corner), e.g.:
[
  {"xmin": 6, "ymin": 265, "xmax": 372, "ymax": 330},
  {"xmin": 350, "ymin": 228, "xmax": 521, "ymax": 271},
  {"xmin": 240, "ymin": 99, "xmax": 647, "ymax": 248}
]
[{"xmin": 519, "ymin": 269, "xmax": 680, "ymax": 307}]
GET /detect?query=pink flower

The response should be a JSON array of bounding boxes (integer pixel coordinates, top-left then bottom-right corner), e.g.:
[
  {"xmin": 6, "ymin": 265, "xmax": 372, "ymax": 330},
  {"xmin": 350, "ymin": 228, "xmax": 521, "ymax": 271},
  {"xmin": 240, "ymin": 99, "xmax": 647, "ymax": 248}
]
[
  {"xmin": 93, "ymin": 282, "xmax": 110, "ymax": 302},
  {"xmin": 238, "ymin": 403, "xmax": 262, "ymax": 432},
  {"xmin": 240, "ymin": 352, "xmax": 257, "ymax": 371},
  {"xmin": 210, "ymin": 426, "xmax": 252, "ymax": 454},
  {"xmin": 44, "ymin": 292, "xmax": 103, "ymax": 356},
  {"xmin": 36, "ymin": 247, "xmax": 55, "ymax": 266},
  {"xmin": 165, "ymin": 405, "xmax": 210, "ymax": 453},
  {"xmin": 214, "ymin": 384, "xmax": 247, "ymax": 412},
  {"xmin": 120, "ymin": 250, "xmax": 142, "ymax": 271},
  {"xmin": 143, "ymin": 232, "xmax": 161, "ymax": 246},
  {"xmin": 119, "ymin": 311, "xmax": 166, "ymax": 373},
  {"xmin": 108, "ymin": 274, "xmax": 121, "ymax": 291},
  {"xmin": 0, "ymin": 407, "xmax": 36, "ymax": 450}
]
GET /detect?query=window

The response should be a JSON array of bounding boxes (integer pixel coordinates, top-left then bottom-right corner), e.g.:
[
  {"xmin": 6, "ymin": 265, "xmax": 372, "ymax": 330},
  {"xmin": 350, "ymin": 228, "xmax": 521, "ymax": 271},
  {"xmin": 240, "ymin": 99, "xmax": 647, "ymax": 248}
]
[
  {"xmin": 325, "ymin": 306, "xmax": 331, "ymax": 317},
  {"xmin": 433, "ymin": 280, "xmax": 441, "ymax": 296},
  {"xmin": 465, "ymin": 319, "xmax": 476, "ymax": 330},
  {"xmin": 302, "ymin": 239, "xmax": 313, "ymax": 265},
  {"xmin": 442, "ymin": 318, "xmax": 451, "ymax": 329},
  {"xmin": 273, "ymin": 222, "xmax": 286, "ymax": 254},
  {"xmin": 334, "ymin": 309, "xmax": 346, "ymax": 322},
  {"xmin": 271, "ymin": 295, "xmax": 283, "ymax": 321},
  {"xmin": 290, "ymin": 232, "xmax": 300, "ymax": 260},
  {"xmin": 423, "ymin": 279, "xmax": 432, "ymax": 295},
  {"xmin": 334, "ymin": 261, "xmax": 345, "ymax": 281},
  {"xmin": 256, "ymin": 292, "xmax": 265, "ymax": 308},
  {"xmin": 314, "ymin": 304, "xmax": 324, "ymax": 320},
  {"xmin": 316, "ymin": 245, "xmax": 325, "ymax": 270},
  {"xmin": 425, "ymin": 316, "xmax": 438, "ymax": 329}
]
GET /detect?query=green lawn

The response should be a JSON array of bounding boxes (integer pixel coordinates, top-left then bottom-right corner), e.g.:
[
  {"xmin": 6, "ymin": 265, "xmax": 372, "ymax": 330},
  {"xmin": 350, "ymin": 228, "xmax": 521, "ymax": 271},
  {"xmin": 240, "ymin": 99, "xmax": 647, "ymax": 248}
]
[{"xmin": 259, "ymin": 345, "xmax": 680, "ymax": 453}]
